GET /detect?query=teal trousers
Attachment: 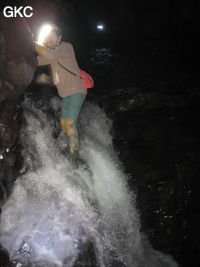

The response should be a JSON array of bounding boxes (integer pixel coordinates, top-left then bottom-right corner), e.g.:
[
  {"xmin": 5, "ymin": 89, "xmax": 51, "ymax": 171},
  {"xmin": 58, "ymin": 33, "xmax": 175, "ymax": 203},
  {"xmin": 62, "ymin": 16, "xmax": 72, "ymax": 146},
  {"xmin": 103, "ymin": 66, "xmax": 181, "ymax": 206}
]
[{"xmin": 61, "ymin": 93, "xmax": 86, "ymax": 136}]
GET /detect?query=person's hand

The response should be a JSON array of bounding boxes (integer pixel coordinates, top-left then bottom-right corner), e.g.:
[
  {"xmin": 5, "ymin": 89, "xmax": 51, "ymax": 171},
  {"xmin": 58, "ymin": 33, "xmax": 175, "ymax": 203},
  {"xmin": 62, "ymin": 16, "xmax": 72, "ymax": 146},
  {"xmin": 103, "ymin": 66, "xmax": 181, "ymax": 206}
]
[{"xmin": 34, "ymin": 41, "xmax": 48, "ymax": 56}]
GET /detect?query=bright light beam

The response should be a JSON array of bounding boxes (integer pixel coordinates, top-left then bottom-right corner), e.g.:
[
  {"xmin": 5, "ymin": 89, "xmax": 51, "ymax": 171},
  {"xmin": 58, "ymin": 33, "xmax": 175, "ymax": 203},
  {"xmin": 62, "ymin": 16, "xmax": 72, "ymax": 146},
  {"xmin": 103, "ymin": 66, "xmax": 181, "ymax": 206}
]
[
  {"xmin": 37, "ymin": 24, "xmax": 52, "ymax": 44},
  {"xmin": 97, "ymin": 24, "xmax": 104, "ymax": 31}
]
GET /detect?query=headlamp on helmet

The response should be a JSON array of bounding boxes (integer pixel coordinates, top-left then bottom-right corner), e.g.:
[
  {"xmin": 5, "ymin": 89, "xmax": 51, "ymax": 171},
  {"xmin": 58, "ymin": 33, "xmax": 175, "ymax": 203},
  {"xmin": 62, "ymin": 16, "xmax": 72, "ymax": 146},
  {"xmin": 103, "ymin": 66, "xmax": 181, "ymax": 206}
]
[{"xmin": 37, "ymin": 23, "xmax": 61, "ymax": 45}]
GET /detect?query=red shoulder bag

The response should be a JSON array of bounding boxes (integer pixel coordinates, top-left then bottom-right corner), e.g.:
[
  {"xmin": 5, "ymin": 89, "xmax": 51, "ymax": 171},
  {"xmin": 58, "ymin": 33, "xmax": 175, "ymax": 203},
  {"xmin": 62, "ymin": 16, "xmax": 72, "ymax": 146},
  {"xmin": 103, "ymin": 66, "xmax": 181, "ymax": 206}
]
[
  {"xmin": 80, "ymin": 70, "xmax": 94, "ymax": 89},
  {"xmin": 57, "ymin": 61, "xmax": 94, "ymax": 89}
]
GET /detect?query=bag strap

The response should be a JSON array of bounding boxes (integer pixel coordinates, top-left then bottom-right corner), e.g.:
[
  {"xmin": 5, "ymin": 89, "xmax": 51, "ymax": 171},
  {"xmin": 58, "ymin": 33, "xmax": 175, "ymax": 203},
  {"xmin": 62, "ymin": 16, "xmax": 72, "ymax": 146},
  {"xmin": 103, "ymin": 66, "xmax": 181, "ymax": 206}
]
[{"xmin": 57, "ymin": 60, "xmax": 77, "ymax": 77}]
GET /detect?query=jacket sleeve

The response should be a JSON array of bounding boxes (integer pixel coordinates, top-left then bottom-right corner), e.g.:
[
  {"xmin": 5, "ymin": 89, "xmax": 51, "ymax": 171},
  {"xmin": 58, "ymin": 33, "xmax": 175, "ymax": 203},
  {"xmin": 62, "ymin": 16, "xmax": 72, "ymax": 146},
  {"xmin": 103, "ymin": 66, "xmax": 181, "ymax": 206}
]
[
  {"xmin": 42, "ymin": 42, "xmax": 71, "ymax": 61},
  {"xmin": 36, "ymin": 55, "xmax": 50, "ymax": 66}
]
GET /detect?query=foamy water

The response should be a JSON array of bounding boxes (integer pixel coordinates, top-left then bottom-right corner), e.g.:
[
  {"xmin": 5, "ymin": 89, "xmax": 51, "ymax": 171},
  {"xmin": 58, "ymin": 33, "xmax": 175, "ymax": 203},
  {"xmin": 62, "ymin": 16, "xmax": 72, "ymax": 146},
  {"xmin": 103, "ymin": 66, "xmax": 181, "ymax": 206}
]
[{"xmin": 0, "ymin": 98, "xmax": 178, "ymax": 267}]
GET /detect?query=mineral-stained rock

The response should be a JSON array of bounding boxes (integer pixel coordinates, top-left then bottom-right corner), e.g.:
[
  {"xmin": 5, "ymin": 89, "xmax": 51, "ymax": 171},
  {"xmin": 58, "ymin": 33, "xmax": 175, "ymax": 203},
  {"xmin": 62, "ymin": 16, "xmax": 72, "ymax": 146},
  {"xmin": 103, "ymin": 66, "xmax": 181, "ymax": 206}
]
[
  {"xmin": 0, "ymin": 14, "xmax": 36, "ymax": 102},
  {"xmin": 0, "ymin": 13, "xmax": 36, "ymax": 186}
]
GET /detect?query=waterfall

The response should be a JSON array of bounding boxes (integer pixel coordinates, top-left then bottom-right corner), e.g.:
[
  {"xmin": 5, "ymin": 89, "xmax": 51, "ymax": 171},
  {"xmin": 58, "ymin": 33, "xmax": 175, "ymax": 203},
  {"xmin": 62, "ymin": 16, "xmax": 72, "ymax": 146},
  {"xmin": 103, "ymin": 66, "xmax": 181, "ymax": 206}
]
[{"xmin": 0, "ymin": 98, "xmax": 178, "ymax": 267}]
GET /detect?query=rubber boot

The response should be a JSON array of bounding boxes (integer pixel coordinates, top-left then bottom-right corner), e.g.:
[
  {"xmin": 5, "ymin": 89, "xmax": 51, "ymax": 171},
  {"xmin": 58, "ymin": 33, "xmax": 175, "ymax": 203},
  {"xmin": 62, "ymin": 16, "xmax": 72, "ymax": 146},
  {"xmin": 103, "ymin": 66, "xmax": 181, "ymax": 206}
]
[{"xmin": 68, "ymin": 135, "xmax": 79, "ymax": 169}]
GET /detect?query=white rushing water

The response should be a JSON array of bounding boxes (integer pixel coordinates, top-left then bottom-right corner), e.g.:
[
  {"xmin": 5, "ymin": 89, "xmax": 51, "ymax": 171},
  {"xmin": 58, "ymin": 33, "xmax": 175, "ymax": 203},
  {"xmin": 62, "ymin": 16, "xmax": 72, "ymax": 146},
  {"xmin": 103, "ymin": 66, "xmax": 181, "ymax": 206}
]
[{"xmin": 0, "ymin": 98, "xmax": 178, "ymax": 267}]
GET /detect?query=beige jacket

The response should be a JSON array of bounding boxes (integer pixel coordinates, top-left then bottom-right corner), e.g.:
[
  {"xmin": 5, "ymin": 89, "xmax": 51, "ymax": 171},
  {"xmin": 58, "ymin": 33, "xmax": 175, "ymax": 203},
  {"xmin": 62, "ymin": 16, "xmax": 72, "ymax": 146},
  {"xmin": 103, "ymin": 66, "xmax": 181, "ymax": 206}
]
[{"xmin": 37, "ymin": 42, "xmax": 87, "ymax": 98}]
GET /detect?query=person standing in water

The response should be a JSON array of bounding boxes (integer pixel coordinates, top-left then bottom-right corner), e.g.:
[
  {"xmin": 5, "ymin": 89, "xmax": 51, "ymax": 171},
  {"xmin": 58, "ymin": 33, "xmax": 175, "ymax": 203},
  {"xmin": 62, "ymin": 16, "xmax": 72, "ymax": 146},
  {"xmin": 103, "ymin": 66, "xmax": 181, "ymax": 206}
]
[{"xmin": 35, "ymin": 24, "xmax": 87, "ymax": 169}]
